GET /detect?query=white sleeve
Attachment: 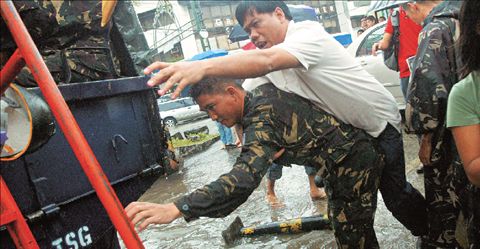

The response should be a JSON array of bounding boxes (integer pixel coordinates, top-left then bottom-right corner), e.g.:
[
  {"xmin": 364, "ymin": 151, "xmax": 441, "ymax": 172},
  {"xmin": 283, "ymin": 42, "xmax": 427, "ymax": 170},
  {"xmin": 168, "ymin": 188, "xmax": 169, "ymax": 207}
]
[
  {"xmin": 273, "ymin": 21, "xmax": 337, "ymax": 70},
  {"xmin": 242, "ymin": 76, "xmax": 270, "ymax": 91}
]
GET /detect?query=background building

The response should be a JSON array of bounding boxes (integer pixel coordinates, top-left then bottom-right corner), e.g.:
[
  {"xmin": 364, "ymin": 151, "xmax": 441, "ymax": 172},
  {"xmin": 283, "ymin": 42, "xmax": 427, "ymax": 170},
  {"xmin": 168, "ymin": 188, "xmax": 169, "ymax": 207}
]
[{"xmin": 135, "ymin": 1, "xmax": 372, "ymax": 61}]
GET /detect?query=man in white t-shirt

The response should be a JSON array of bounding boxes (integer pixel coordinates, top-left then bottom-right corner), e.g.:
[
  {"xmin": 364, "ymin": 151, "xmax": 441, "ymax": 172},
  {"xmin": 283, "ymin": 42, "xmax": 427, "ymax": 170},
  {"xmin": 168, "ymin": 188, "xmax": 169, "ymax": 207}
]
[{"xmin": 143, "ymin": 0, "xmax": 427, "ymax": 240}]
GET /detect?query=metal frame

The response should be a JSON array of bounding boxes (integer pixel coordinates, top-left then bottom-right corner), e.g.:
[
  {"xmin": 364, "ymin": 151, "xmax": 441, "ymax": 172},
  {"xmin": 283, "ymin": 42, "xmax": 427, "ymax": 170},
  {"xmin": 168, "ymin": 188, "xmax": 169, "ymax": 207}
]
[
  {"xmin": 0, "ymin": 1, "xmax": 144, "ymax": 248},
  {"xmin": 0, "ymin": 177, "xmax": 39, "ymax": 249}
]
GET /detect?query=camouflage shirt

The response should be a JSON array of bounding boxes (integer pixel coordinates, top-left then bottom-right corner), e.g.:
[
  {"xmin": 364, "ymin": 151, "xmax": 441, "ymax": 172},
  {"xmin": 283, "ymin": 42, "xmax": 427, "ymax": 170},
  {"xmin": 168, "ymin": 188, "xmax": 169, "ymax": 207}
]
[
  {"xmin": 405, "ymin": 1, "xmax": 462, "ymax": 164},
  {"xmin": 0, "ymin": 1, "xmax": 151, "ymax": 85},
  {"xmin": 174, "ymin": 83, "xmax": 372, "ymax": 221}
]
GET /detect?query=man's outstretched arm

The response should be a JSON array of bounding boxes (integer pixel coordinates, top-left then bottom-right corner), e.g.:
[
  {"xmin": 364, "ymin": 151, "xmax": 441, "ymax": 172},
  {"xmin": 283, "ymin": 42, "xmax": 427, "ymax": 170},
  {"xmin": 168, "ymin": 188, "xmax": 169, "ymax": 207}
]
[{"xmin": 144, "ymin": 48, "xmax": 300, "ymax": 98}]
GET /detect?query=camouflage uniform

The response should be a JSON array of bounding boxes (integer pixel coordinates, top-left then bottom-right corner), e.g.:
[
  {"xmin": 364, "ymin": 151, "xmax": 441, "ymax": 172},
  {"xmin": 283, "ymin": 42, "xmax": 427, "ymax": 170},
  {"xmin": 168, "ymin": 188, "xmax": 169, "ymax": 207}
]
[
  {"xmin": 111, "ymin": 1, "xmax": 155, "ymax": 75},
  {"xmin": 0, "ymin": 0, "xmax": 178, "ymax": 172},
  {"xmin": 405, "ymin": 2, "xmax": 468, "ymax": 248},
  {"xmin": 175, "ymin": 83, "xmax": 384, "ymax": 248},
  {"xmin": 463, "ymin": 185, "xmax": 480, "ymax": 249},
  {"xmin": 0, "ymin": 1, "xmax": 119, "ymax": 86},
  {"xmin": 0, "ymin": 0, "xmax": 153, "ymax": 85}
]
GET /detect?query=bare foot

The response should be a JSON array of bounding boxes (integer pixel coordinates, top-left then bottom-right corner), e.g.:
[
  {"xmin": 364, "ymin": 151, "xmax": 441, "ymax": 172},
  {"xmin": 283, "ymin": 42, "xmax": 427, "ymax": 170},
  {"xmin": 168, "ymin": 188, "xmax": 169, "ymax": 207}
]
[
  {"xmin": 266, "ymin": 194, "xmax": 285, "ymax": 208},
  {"xmin": 310, "ymin": 187, "xmax": 327, "ymax": 200},
  {"xmin": 235, "ymin": 139, "xmax": 242, "ymax": 147},
  {"xmin": 266, "ymin": 193, "xmax": 278, "ymax": 204}
]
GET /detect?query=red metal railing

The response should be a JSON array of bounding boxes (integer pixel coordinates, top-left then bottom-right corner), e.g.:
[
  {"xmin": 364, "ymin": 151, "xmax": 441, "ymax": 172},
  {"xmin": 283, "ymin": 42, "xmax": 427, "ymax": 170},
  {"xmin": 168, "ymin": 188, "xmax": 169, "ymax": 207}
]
[
  {"xmin": 0, "ymin": 1, "xmax": 144, "ymax": 248},
  {"xmin": 0, "ymin": 49, "xmax": 25, "ymax": 95},
  {"xmin": 0, "ymin": 176, "xmax": 39, "ymax": 249}
]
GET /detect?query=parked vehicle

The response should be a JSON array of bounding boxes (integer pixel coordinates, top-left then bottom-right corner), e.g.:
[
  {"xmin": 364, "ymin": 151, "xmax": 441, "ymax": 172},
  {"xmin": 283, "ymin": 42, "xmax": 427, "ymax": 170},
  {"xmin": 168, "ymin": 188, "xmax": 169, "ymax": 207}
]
[
  {"xmin": 346, "ymin": 21, "xmax": 405, "ymax": 110},
  {"xmin": 158, "ymin": 97, "xmax": 208, "ymax": 127}
]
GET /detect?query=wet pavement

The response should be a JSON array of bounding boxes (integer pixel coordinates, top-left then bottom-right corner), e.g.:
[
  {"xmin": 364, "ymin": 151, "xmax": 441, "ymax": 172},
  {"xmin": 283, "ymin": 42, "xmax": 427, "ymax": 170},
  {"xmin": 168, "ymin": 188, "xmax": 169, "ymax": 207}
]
[{"xmin": 123, "ymin": 120, "xmax": 425, "ymax": 249}]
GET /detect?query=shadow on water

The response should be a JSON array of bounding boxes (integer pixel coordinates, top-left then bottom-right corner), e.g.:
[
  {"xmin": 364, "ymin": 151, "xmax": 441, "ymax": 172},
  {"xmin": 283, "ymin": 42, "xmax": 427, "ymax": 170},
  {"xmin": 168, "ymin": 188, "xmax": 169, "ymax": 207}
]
[{"xmin": 128, "ymin": 131, "xmax": 423, "ymax": 249}]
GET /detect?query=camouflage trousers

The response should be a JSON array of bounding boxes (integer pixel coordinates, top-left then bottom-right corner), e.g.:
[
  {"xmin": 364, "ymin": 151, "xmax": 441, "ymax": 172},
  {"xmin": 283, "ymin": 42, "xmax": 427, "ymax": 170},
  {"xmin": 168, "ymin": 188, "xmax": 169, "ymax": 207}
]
[
  {"xmin": 322, "ymin": 139, "xmax": 384, "ymax": 249},
  {"xmin": 459, "ymin": 183, "xmax": 480, "ymax": 249},
  {"xmin": 423, "ymin": 159, "xmax": 467, "ymax": 248}
]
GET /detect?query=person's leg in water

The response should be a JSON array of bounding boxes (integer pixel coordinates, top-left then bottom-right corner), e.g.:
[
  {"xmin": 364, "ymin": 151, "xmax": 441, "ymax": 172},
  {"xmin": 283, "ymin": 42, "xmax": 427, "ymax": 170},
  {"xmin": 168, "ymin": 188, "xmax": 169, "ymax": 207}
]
[
  {"xmin": 216, "ymin": 121, "xmax": 234, "ymax": 149},
  {"xmin": 266, "ymin": 163, "xmax": 283, "ymax": 205},
  {"xmin": 377, "ymin": 124, "xmax": 428, "ymax": 237},
  {"xmin": 267, "ymin": 164, "xmax": 326, "ymax": 204},
  {"xmin": 305, "ymin": 166, "xmax": 327, "ymax": 199},
  {"xmin": 223, "ymin": 124, "xmax": 234, "ymax": 146}
]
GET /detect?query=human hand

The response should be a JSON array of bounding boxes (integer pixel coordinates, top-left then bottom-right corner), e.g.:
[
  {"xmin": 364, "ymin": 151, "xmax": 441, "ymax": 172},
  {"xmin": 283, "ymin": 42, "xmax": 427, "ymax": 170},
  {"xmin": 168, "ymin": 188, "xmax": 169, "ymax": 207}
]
[
  {"xmin": 125, "ymin": 202, "xmax": 181, "ymax": 232},
  {"xmin": 372, "ymin": 43, "xmax": 381, "ymax": 56},
  {"xmin": 419, "ymin": 133, "xmax": 433, "ymax": 166},
  {"xmin": 144, "ymin": 60, "xmax": 206, "ymax": 99}
]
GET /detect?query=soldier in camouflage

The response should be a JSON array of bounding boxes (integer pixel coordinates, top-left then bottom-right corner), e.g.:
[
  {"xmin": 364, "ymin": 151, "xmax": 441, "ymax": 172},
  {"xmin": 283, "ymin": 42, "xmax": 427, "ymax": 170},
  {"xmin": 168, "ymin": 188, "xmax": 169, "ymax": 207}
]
[
  {"xmin": 0, "ymin": 1, "xmax": 116, "ymax": 86},
  {"xmin": 403, "ymin": 1, "xmax": 468, "ymax": 248},
  {"xmin": 0, "ymin": 0, "xmax": 178, "ymax": 162},
  {"xmin": 127, "ymin": 78, "xmax": 385, "ymax": 249},
  {"xmin": 0, "ymin": 0, "xmax": 152, "ymax": 85}
]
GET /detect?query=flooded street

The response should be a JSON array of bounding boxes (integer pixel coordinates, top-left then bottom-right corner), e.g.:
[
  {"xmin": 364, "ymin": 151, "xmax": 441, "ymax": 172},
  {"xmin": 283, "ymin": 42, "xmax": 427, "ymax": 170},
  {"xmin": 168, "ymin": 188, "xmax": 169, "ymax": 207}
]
[{"xmin": 125, "ymin": 120, "xmax": 424, "ymax": 249}]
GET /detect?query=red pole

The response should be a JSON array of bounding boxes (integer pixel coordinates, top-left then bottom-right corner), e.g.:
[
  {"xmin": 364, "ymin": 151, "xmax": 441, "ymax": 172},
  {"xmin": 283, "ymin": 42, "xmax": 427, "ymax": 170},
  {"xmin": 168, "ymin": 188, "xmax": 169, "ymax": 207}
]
[
  {"xmin": 0, "ymin": 177, "xmax": 40, "ymax": 249},
  {"xmin": 0, "ymin": 1, "xmax": 144, "ymax": 248},
  {"xmin": 0, "ymin": 49, "xmax": 25, "ymax": 95}
]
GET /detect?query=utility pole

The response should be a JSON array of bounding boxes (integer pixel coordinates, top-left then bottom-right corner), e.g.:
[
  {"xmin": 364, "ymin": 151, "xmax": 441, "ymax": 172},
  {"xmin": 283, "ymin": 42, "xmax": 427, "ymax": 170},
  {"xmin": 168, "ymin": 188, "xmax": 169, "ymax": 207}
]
[{"xmin": 189, "ymin": 0, "xmax": 210, "ymax": 52}]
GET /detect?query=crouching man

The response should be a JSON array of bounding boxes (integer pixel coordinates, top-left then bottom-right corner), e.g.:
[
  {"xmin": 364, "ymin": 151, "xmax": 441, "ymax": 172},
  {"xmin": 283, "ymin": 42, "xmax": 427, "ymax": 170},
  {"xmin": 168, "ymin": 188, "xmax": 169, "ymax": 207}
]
[{"xmin": 126, "ymin": 78, "xmax": 384, "ymax": 248}]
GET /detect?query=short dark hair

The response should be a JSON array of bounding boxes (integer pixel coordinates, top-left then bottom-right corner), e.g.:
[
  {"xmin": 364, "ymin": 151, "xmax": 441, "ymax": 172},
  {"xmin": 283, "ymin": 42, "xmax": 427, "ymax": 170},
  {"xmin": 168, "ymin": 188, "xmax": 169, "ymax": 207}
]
[
  {"xmin": 189, "ymin": 78, "xmax": 243, "ymax": 101},
  {"xmin": 459, "ymin": 0, "xmax": 480, "ymax": 76},
  {"xmin": 235, "ymin": 1, "xmax": 292, "ymax": 27},
  {"xmin": 366, "ymin": 15, "xmax": 377, "ymax": 23}
]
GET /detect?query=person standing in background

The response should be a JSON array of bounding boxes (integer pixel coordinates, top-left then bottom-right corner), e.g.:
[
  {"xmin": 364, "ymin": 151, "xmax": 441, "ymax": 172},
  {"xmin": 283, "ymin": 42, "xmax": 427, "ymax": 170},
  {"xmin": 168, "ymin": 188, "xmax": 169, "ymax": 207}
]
[
  {"xmin": 403, "ymin": 0, "xmax": 468, "ymax": 247},
  {"xmin": 360, "ymin": 16, "xmax": 369, "ymax": 30},
  {"xmin": 216, "ymin": 121, "xmax": 235, "ymax": 149},
  {"xmin": 372, "ymin": 5, "xmax": 422, "ymax": 102},
  {"xmin": 447, "ymin": 0, "xmax": 480, "ymax": 247},
  {"xmin": 365, "ymin": 15, "xmax": 378, "ymax": 28}
]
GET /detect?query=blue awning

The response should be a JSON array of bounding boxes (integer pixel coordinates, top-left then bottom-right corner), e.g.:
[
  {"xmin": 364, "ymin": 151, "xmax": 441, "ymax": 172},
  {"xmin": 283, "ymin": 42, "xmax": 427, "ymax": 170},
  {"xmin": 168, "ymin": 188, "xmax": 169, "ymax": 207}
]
[
  {"xmin": 180, "ymin": 49, "xmax": 229, "ymax": 97},
  {"xmin": 189, "ymin": 50, "xmax": 228, "ymax": 61}
]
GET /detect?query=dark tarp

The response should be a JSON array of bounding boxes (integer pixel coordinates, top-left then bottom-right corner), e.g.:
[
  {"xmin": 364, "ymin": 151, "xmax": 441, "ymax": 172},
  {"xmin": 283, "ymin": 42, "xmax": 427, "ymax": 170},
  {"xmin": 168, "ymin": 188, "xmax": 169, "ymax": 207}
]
[{"xmin": 228, "ymin": 24, "xmax": 249, "ymax": 43}]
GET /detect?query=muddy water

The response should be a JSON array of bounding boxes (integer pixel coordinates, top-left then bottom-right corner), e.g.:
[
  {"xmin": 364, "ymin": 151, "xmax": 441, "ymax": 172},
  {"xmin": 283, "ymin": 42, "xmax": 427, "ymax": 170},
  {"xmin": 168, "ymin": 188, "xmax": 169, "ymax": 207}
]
[{"xmin": 125, "ymin": 129, "xmax": 424, "ymax": 249}]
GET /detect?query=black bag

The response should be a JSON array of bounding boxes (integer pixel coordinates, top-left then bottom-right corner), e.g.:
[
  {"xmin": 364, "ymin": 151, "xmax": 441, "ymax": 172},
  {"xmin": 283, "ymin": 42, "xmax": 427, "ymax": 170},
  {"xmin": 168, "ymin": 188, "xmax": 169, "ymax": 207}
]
[{"xmin": 384, "ymin": 10, "xmax": 400, "ymax": 72}]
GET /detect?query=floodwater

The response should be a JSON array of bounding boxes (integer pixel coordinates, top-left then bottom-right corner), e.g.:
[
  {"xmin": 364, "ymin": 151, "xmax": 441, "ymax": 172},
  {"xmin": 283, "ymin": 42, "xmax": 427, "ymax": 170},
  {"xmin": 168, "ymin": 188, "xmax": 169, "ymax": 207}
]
[{"xmin": 122, "ymin": 121, "xmax": 424, "ymax": 249}]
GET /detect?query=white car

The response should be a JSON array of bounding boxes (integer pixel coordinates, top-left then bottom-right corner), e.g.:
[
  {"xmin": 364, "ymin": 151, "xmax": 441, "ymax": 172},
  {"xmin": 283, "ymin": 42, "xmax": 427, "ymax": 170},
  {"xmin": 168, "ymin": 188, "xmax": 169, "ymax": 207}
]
[
  {"xmin": 346, "ymin": 21, "xmax": 405, "ymax": 110},
  {"xmin": 158, "ymin": 97, "xmax": 208, "ymax": 127}
]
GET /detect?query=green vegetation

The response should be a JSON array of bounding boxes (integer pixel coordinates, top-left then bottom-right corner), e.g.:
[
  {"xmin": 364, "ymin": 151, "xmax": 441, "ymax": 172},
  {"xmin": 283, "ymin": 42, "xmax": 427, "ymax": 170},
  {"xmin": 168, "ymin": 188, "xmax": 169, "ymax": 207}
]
[{"xmin": 172, "ymin": 133, "xmax": 219, "ymax": 148}]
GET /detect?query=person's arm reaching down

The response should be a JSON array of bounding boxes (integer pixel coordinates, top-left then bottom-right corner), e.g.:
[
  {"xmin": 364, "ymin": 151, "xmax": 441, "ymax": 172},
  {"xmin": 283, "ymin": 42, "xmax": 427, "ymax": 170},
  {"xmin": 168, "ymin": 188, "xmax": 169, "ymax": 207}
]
[{"xmin": 144, "ymin": 48, "xmax": 300, "ymax": 98}]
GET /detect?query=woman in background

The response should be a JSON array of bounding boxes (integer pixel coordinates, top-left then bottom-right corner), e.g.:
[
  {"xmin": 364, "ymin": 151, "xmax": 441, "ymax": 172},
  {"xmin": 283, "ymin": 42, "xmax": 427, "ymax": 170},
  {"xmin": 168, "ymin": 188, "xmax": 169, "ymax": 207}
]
[{"xmin": 447, "ymin": 0, "xmax": 480, "ymax": 247}]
